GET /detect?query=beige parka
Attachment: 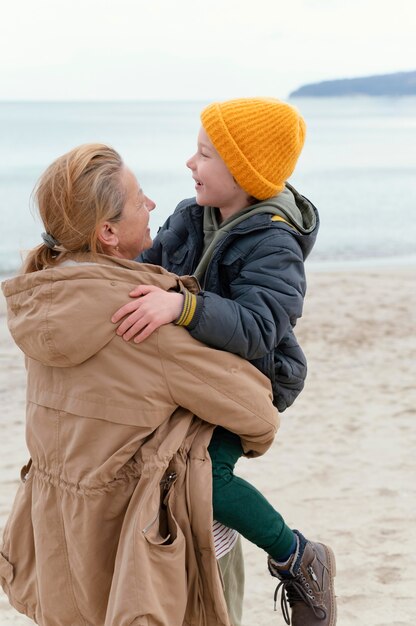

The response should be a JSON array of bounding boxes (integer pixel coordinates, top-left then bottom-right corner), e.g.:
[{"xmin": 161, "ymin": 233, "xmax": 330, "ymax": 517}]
[{"xmin": 0, "ymin": 255, "xmax": 279, "ymax": 626}]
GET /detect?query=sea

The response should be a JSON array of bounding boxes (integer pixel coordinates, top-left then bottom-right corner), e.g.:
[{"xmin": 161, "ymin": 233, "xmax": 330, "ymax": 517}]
[{"xmin": 1, "ymin": 97, "xmax": 415, "ymax": 276}]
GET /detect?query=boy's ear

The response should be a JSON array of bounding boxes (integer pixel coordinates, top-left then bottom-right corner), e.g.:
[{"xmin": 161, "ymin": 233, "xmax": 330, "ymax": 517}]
[{"xmin": 96, "ymin": 221, "xmax": 119, "ymax": 249}]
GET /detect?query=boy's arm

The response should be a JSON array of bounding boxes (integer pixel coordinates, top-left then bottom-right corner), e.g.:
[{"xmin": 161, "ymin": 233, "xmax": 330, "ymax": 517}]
[
  {"xmin": 132, "ymin": 207, "xmax": 305, "ymax": 360},
  {"xmin": 179, "ymin": 234, "xmax": 306, "ymax": 360},
  {"xmin": 139, "ymin": 229, "xmax": 165, "ymax": 266},
  {"xmin": 118, "ymin": 232, "xmax": 305, "ymax": 358},
  {"xmin": 156, "ymin": 324, "xmax": 279, "ymax": 457}
]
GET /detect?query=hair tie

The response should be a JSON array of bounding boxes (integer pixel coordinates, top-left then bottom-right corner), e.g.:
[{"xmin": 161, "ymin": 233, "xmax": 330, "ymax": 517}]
[{"xmin": 41, "ymin": 232, "xmax": 61, "ymax": 249}]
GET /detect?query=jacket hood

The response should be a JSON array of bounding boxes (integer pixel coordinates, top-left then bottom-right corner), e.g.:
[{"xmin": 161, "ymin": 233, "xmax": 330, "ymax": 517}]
[
  {"xmin": 252, "ymin": 183, "xmax": 317, "ymax": 235},
  {"xmin": 238, "ymin": 183, "xmax": 319, "ymax": 260},
  {"xmin": 198, "ymin": 183, "xmax": 319, "ymax": 268},
  {"xmin": 205, "ymin": 183, "xmax": 317, "ymax": 237},
  {"xmin": 1, "ymin": 255, "xmax": 187, "ymax": 368}
]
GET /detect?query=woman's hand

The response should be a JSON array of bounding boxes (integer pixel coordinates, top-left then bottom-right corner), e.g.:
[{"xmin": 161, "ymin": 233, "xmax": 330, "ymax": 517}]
[{"xmin": 111, "ymin": 285, "xmax": 184, "ymax": 343}]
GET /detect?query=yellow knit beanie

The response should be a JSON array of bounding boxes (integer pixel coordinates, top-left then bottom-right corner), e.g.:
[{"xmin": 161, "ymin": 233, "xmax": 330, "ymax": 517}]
[{"xmin": 200, "ymin": 97, "xmax": 306, "ymax": 200}]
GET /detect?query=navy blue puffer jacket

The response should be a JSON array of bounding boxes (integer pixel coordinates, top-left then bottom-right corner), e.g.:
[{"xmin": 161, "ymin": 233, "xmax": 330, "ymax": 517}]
[{"xmin": 140, "ymin": 185, "xmax": 319, "ymax": 411}]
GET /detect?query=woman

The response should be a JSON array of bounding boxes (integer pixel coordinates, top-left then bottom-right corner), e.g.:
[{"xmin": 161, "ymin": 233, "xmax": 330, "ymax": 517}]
[{"xmin": 0, "ymin": 144, "xmax": 278, "ymax": 626}]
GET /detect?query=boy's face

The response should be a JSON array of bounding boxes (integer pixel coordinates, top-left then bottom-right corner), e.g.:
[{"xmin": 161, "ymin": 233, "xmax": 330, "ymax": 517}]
[{"xmin": 186, "ymin": 127, "xmax": 249, "ymax": 218}]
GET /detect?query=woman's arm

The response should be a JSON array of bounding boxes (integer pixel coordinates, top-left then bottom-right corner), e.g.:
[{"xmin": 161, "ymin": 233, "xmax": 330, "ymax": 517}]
[{"xmin": 156, "ymin": 324, "xmax": 279, "ymax": 457}]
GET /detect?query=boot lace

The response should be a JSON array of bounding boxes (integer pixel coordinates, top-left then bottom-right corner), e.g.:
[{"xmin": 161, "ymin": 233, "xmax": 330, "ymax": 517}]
[{"xmin": 273, "ymin": 576, "xmax": 327, "ymax": 625}]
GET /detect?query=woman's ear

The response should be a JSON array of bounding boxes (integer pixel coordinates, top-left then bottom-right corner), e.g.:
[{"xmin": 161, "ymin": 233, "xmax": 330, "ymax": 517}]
[{"xmin": 96, "ymin": 221, "xmax": 119, "ymax": 251}]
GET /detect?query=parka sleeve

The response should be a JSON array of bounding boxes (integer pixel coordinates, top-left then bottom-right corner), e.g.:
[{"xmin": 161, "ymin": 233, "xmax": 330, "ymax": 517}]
[
  {"xmin": 156, "ymin": 324, "xmax": 279, "ymax": 457},
  {"xmin": 185, "ymin": 231, "xmax": 306, "ymax": 360}
]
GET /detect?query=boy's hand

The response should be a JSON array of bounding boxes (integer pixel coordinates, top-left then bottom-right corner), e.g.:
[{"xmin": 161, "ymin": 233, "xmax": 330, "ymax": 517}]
[{"xmin": 111, "ymin": 285, "xmax": 184, "ymax": 344}]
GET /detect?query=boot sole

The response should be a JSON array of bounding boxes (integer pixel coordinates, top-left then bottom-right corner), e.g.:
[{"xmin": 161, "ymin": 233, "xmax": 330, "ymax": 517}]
[{"xmin": 321, "ymin": 543, "xmax": 337, "ymax": 626}]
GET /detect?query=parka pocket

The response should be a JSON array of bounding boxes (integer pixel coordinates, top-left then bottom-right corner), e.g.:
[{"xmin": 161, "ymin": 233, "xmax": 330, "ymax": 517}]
[
  {"xmin": 142, "ymin": 472, "xmax": 182, "ymax": 550},
  {"xmin": 0, "ymin": 550, "xmax": 37, "ymax": 621},
  {"xmin": 0, "ymin": 552, "xmax": 14, "ymax": 585},
  {"xmin": 0, "ymin": 481, "xmax": 38, "ymax": 620}
]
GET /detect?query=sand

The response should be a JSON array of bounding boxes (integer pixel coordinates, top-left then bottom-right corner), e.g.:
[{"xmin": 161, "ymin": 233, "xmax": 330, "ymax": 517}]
[{"xmin": 1, "ymin": 267, "xmax": 415, "ymax": 626}]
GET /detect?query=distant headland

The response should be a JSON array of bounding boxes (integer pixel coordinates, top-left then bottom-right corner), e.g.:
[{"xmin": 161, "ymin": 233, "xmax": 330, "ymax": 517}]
[{"xmin": 290, "ymin": 70, "xmax": 416, "ymax": 97}]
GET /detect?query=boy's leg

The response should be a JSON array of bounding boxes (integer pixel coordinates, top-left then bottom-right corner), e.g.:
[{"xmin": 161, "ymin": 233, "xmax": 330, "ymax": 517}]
[
  {"xmin": 208, "ymin": 427, "xmax": 295, "ymax": 561},
  {"xmin": 209, "ymin": 427, "xmax": 337, "ymax": 626}
]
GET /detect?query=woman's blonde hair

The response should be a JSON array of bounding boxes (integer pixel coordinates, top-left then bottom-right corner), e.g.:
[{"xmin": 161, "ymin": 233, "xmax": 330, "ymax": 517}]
[{"xmin": 24, "ymin": 143, "xmax": 126, "ymax": 273}]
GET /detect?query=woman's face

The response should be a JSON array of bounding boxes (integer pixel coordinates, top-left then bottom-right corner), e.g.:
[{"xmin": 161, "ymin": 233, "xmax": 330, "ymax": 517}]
[{"xmin": 114, "ymin": 167, "xmax": 156, "ymax": 260}]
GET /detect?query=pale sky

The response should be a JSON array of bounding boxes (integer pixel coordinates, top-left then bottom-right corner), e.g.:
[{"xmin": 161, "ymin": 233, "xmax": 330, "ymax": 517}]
[{"xmin": 1, "ymin": 0, "xmax": 415, "ymax": 101}]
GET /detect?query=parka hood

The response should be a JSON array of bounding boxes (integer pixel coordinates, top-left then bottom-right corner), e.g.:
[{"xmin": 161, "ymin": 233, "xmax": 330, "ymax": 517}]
[{"xmin": 1, "ymin": 255, "xmax": 187, "ymax": 368}]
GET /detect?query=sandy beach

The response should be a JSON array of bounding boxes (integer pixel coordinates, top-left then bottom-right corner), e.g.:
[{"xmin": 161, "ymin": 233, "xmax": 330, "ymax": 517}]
[{"xmin": 1, "ymin": 267, "xmax": 415, "ymax": 626}]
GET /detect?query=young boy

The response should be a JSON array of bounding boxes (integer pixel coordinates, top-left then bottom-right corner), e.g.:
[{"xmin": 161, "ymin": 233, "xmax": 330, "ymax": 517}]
[{"xmin": 112, "ymin": 98, "xmax": 336, "ymax": 626}]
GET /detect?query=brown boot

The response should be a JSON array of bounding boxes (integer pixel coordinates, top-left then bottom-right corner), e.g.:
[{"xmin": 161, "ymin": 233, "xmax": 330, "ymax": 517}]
[{"xmin": 268, "ymin": 530, "xmax": 337, "ymax": 625}]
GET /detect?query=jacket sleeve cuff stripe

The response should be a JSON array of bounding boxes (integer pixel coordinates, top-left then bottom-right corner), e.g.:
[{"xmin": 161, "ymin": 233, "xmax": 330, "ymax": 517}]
[{"xmin": 175, "ymin": 290, "xmax": 197, "ymax": 327}]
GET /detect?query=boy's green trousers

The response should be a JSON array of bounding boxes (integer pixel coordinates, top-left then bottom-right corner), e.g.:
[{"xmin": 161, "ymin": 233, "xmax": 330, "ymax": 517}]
[{"xmin": 208, "ymin": 427, "xmax": 295, "ymax": 562}]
